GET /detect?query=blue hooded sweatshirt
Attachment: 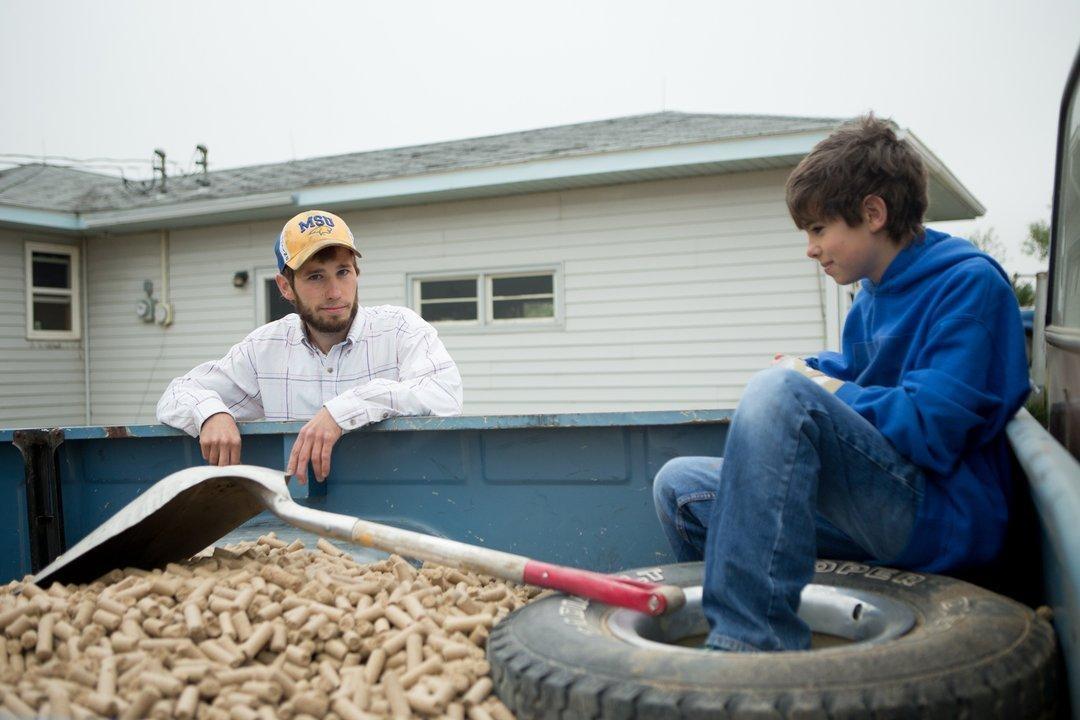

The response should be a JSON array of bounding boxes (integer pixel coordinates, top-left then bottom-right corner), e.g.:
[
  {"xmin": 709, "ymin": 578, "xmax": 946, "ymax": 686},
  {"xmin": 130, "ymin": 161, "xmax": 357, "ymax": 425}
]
[{"xmin": 806, "ymin": 228, "xmax": 1029, "ymax": 573}]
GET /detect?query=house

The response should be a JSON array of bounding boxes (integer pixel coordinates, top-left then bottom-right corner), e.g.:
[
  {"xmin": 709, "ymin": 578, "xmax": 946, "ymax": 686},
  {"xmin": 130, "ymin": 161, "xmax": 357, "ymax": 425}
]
[{"xmin": 0, "ymin": 112, "xmax": 982, "ymax": 428}]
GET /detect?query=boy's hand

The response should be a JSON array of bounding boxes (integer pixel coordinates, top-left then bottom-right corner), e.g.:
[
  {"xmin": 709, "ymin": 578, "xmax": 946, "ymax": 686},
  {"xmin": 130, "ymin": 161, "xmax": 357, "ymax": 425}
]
[
  {"xmin": 199, "ymin": 412, "xmax": 242, "ymax": 466},
  {"xmin": 773, "ymin": 355, "xmax": 844, "ymax": 394},
  {"xmin": 286, "ymin": 408, "xmax": 344, "ymax": 484}
]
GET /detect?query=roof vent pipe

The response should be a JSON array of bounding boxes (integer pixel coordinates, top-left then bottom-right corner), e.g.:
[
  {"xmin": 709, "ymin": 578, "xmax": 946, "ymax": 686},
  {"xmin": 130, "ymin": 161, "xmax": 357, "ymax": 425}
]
[
  {"xmin": 153, "ymin": 149, "xmax": 166, "ymax": 192},
  {"xmin": 195, "ymin": 145, "xmax": 209, "ymax": 186}
]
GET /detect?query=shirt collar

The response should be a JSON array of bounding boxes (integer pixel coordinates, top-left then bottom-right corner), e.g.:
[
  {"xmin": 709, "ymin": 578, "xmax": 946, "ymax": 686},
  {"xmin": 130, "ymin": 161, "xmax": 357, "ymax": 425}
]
[
  {"xmin": 288, "ymin": 307, "xmax": 367, "ymax": 352},
  {"xmin": 345, "ymin": 306, "xmax": 368, "ymax": 345}
]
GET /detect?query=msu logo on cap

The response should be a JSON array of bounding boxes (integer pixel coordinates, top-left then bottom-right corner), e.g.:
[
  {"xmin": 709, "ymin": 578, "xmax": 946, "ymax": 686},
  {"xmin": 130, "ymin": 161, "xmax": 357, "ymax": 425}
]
[{"xmin": 275, "ymin": 210, "xmax": 360, "ymax": 272}]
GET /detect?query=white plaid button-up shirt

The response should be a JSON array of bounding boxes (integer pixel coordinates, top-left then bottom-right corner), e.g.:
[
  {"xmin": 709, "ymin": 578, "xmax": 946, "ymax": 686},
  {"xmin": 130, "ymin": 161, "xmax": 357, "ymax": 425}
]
[{"xmin": 156, "ymin": 305, "xmax": 463, "ymax": 436}]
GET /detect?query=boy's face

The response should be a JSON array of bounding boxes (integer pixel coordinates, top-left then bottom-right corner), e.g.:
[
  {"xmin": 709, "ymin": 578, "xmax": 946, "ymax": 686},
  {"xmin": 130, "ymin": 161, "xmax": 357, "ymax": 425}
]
[{"xmin": 804, "ymin": 196, "xmax": 900, "ymax": 285}]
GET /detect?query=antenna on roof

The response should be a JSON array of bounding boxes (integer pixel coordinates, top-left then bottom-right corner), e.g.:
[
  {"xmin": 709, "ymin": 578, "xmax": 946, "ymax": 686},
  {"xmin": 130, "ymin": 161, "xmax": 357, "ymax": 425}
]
[
  {"xmin": 195, "ymin": 145, "xmax": 209, "ymax": 186},
  {"xmin": 153, "ymin": 149, "xmax": 167, "ymax": 192}
]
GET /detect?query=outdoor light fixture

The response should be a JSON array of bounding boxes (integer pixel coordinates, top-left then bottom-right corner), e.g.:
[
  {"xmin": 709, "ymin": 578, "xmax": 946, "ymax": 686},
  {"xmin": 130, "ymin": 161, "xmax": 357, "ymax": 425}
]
[{"xmin": 233, "ymin": 271, "xmax": 249, "ymax": 288}]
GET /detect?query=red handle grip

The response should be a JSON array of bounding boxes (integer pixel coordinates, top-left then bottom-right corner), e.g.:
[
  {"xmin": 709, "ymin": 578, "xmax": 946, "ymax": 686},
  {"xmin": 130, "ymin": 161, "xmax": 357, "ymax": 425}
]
[{"xmin": 523, "ymin": 560, "xmax": 685, "ymax": 616}]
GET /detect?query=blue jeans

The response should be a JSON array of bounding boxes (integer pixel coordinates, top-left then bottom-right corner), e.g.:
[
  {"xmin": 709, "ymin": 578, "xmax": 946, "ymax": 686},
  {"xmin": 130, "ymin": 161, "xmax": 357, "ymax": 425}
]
[{"xmin": 652, "ymin": 367, "xmax": 925, "ymax": 652}]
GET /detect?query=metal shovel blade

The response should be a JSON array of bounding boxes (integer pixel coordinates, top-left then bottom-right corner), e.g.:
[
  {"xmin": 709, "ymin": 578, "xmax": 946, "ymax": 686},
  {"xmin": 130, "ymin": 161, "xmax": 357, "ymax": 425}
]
[{"xmin": 34, "ymin": 465, "xmax": 288, "ymax": 587}]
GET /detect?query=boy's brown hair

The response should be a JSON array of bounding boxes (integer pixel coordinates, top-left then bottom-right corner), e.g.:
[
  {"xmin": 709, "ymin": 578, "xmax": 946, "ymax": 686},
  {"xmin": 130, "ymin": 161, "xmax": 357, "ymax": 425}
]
[{"xmin": 785, "ymin": 114, "xmax": 928, "ymax": 244}]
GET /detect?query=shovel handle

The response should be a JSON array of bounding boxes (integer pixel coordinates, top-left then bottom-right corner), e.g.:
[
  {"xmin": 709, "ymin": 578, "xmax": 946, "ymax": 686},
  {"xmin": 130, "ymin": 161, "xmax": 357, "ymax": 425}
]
[
  {"xmin": 281, "ymin": 505, "xmax": 687, "ymax": 616},
  {"xmin": 523, "ymin": 560, "xmax": 685, "ymax": 616}
]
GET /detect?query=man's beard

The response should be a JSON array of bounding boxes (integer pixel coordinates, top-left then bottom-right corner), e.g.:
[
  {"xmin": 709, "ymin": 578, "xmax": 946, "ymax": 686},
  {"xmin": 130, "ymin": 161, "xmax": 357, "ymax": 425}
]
[{"xmin": 295, "ymin": 294, "xmax": 358, "ymax": 334}]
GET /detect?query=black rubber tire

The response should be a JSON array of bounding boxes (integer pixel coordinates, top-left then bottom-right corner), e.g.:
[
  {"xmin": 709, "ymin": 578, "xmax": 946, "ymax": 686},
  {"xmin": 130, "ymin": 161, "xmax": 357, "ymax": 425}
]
[{"xmin": 488, "ymin": 561, "xmax": 1058, "ymax": 719}]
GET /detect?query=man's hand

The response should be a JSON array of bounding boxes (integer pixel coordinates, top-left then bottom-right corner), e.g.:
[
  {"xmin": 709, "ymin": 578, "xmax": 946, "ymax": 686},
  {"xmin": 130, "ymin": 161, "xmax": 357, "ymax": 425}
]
[
  {"xmin": 199, "ymin": 412, "xmax": 241, "ymax": 466},
  {"xmin": 772, "ymin": 354, "xmax": 844, "ymax": 393},
  {"xmin": 287, "ymin": 407, "xmax": 344, "ymax": 484}
]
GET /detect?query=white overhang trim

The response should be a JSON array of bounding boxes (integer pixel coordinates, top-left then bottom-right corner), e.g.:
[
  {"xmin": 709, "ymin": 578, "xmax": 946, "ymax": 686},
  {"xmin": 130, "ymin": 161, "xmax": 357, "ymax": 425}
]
[
  {"xmin": 296, "ymin": 130, "xmax": 834, "ymax": 207},
  {"xmin": 901, "ymin": 130, "xmax": 986, "ymax": 217},
  {"xmin": 0, "ymin": 205, "xmax": 84, "ymax": 231}
]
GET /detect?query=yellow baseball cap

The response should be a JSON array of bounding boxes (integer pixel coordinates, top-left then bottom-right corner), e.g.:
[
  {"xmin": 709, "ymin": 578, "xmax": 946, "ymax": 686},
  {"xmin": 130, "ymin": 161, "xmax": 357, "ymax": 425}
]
[{"xmin": 275, "ymin": 210, "xmax": 361, "ymax": 271}]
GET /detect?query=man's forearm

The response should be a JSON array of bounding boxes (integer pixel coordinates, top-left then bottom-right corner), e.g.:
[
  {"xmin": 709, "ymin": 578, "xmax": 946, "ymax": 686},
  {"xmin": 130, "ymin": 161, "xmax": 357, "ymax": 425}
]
[{"xmin": 156, "ymin": 379, "xmax": 232, "ymax": 437}]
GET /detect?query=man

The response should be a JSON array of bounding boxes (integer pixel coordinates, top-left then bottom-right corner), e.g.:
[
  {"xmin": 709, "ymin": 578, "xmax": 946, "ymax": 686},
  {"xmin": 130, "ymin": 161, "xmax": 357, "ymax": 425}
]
[{"xmin": 157, "ymin": 210, "xmax": 463, "ymax": 483}]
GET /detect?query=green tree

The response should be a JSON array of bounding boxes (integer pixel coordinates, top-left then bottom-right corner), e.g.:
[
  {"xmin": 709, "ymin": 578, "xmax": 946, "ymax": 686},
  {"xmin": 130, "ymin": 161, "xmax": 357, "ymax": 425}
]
[
  {"xmin": 968, "ymin": 227, "xmax": 1037, "ymax": 306},
  {"xmin": 1022, "ymin": 220, "xmax": 1050, "ymax": 261},
  {"xmin": 969, "ymin": 227, "xmax": 1007, "ymax": 262},
  {"xmin": 1012, "ymin": 274, "xmax": 1036, "ymax": 306}
]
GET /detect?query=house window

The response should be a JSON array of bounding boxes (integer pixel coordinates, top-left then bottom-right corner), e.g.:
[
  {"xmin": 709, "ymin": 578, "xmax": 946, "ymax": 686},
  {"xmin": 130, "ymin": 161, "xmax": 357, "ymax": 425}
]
[
  {"xmin": 412, "ymin": 268, "xmax": 559, "ymax": 327},
  {"xmin": 25, "ymin": 242, "xmax": 80, "ymax": 340},
  {"xmin": 489, "ymin": 273, "xmax": 555, "ymax": 321},
  {"xmin": 419, "ymin": 277, "xmax": 479, "ymax": 322},
  {"xmin": 255, "ymin": 268, "xmax": 294, "ymax": 325}
]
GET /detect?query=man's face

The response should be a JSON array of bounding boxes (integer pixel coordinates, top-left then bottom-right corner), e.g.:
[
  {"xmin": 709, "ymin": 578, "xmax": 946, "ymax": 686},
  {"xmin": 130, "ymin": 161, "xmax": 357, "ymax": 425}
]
[{"xmin": 278, "ymin": 246, "xmax": 359, "ymax": 334}]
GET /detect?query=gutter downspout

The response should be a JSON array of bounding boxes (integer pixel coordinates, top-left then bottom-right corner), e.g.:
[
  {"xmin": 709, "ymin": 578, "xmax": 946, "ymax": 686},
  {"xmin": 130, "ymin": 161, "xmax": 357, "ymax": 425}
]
[
  {"xmin": 161, "ymin": 230, "xmax": 169, "ymax": 307},
  {"xmin": 82, "ymin": 234, "xmax": 91, "ymax": 425},
  {"xmin": 159, "ymin": 230, "xmax": 173, "ymax": 326}
]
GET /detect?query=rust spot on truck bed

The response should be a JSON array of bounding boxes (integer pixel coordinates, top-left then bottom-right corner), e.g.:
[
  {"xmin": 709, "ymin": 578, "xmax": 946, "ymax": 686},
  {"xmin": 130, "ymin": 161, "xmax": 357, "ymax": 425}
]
[{"xmin": 105, "ymin": 426, "xmax": 132, "ymax": 439}]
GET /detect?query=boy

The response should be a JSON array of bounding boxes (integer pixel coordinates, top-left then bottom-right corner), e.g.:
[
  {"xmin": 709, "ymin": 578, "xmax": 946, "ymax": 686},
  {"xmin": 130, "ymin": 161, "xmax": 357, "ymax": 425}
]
[{"xmin": 652, "ymin": 115, "xmax": 1030, "ymax": 652}]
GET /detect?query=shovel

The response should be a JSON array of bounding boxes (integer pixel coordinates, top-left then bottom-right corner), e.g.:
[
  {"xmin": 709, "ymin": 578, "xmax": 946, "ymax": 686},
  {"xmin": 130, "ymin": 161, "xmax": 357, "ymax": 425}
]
[{"xmin": 33, "ymin": 465, "xmax": 685, "ymax": 616}]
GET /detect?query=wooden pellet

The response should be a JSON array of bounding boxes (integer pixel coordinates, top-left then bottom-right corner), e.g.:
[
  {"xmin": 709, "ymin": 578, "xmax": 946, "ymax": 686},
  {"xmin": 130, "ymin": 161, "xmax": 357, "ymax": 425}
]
[
  {"xmin": 184, "ymin": 602, "xmax": 207, "ymax": 640},
  {"xmin": 232, "ymin": 611, "xmax": 253, "ymax": 642},
  {"xmin": 383, "ymin": 673, "xmax": 412, "ymax": 719},
  {"xmin": 4, "ymin": 614, "xmax": 33, "ymax": 638},
  {"xmin": 2, "ymin": 688, "xmax": 35, "ymax": 717},
  {"xmin": 241, "ymin": 680, "xmax": 282, "ymax": 703},
  {"xmin": 406, "ymin": 632, "xmax": 424, "ymax": 670},
  {"xmin": 91, "ymin": 608, "xmax": 122, "ymax": 632},
  {"xmin": 399, "ymin": 656, "xmax": 442, "ymax": 689},
  {"xmin": 230, "ymin": 704, "xmax": 259, "ymax": 720},
  {"xmin": 318, "ymin": 659, "xmax": 341, "ymax": 689},
  {"xmin": 363, "ymin": 648, "xmax": 386, "ymax": 684},
  {"xmin": 443, "ymin": 613, "xmax": 493, "ymax": 633},
  {"xmin": 143, "ymin": 670, "xmax": 184, "ymax": 696},
  {"xmin": 97, "ymin": 653, "xmax": 117, "ymax": 696},
  {"xmin": 46, "ymin": 681, "xmax": 72, "ymax": 718},
  {"xmin": 240, "ymin": 622, "xmax": 273, "ymax": 659},
  {"xmin": 35, "ymin": 613, "xmax": 54, "ymax": 661},
  {"xmin": 0, "ymin": 603, "xmax": 33, "ymax": 632},
  {"xmin": 80, "ymin": 690, "xmax": 120, "ymax": 716},
  {"xmin": 292, "ymin": 691, "xmax": 329, "ymax": 717},
  {"xmin": 463, "ymin": 677, "xmax": 492, "ymax": 706}
]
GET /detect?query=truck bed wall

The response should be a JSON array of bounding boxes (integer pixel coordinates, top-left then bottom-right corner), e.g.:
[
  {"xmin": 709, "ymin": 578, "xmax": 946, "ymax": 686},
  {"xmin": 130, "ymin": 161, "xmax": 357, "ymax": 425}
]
[{"xmin": 0, "ymin": 411, "xmax": 731, "ymax": 583}]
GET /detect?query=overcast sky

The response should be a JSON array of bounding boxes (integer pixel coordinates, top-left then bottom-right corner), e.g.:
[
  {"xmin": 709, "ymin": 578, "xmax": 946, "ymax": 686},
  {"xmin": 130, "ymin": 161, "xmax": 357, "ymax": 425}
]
[{"xmin": 1, "ymin": 0, "xmax": 1077, "ymax": 275}]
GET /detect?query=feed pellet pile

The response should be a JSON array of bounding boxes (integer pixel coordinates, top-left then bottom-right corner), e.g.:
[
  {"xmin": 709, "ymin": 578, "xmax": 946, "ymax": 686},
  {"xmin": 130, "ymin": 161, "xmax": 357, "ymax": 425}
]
[{"xmin": 0, "ymin": 534, "xmax": 541, "ymax": 720}]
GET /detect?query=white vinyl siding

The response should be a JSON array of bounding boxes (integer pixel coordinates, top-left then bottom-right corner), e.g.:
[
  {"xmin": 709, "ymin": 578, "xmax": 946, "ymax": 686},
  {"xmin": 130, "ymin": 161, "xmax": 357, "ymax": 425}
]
[
  {"xmin": 0, "ymin": 230, "xmax": 86, "ymax": 427},
  {"xmin": 84, "ymin": 168, "xmax": 833, "ymax": 423}
]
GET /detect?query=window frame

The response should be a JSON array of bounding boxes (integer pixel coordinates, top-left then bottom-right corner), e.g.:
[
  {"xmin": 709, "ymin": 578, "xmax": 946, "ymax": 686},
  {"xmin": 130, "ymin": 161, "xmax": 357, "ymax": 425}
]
[
  {"xmin": 485, "ymin": 270, "xmax": 559, "ymax": 325},
  {"xmin": 409, "ymin": 265, "xmax": 563, "ymax": 331},
  {"xmin": 24, "ymin": 241, "xmax": 81, "ymax": 341},
  {"xmin": 255, "ymin": 266, "xmax": 283, "ymax": 326},
  {"xmin": 413, "ymin": 274, "xmax": 482, "ymax": 326}
]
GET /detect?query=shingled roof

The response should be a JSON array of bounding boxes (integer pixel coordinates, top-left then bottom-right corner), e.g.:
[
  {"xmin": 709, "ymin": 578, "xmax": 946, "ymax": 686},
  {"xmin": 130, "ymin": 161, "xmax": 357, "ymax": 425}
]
[{"xmin": 0, "ymin": 112, "xmax": 842, "ymax": 214}]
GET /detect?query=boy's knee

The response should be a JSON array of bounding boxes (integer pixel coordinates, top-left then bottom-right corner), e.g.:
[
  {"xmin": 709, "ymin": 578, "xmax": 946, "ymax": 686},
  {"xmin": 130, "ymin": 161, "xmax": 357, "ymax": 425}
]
[
  {"xmin": 653, "ymin": 456, "xmax": 705, "ymax": 509},
  {"xmin": 653, "ymin": 457, "xmax": 685, "ymax": 506},
  {"xmin": 740, "ymin": 367, "xmax": 810, "ymax": 417}
]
